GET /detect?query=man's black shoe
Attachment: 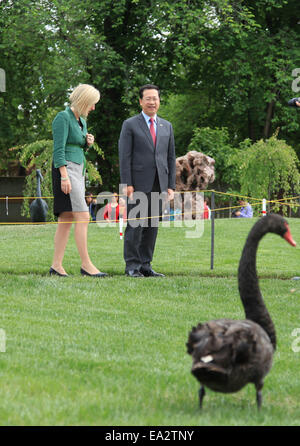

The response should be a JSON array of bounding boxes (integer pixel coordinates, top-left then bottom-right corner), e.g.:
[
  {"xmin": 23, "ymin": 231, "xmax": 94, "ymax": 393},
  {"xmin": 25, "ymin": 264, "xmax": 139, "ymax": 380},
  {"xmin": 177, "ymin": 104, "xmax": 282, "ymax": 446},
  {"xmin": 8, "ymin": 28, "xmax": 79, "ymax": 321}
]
[
  {"xmin": 125, "ymin": 269, "xmax": 144, "ymax": 278},
  {"xmin": 140, "ymin": 268, "xmax": 165, "ymax": 277}
]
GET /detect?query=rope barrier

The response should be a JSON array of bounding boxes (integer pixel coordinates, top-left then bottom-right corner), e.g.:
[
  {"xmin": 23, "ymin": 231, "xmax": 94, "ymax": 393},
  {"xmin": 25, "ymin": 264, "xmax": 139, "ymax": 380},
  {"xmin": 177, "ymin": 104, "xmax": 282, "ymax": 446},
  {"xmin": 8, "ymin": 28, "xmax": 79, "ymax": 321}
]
[
  {"xmin": 1, "ymin": 190, "xmax": 299, "ymax": 202},
  {"xmin": 0, "ymin": 201, "xmax": 296, "ymax": 225},
  {"xmin": 204, "ymin": 190, "xmax": 263, "ymax": 201},
  {"xmin": 0, "ymin": 190, "xmax": 299, "ymax": 225}
]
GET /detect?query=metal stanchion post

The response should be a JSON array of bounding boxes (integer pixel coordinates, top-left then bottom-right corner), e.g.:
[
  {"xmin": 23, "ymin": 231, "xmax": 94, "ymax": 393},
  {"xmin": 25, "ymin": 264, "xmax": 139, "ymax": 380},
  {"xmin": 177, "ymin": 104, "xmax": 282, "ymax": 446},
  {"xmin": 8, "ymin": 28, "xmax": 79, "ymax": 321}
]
[
  {"xmin": 210, "ymin": 191, "xmax": 215, "ymax": 270},
  {"xmin": 262, "ymin": 198, "xmax": 266, "ymax": 216}
]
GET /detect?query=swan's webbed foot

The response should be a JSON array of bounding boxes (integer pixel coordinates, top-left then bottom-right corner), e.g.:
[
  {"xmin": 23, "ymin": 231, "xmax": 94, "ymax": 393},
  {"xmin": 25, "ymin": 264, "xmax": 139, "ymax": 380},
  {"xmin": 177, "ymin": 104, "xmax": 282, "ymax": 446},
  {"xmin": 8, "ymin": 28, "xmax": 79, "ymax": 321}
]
[{"xmin": 199, "ymin": 385, "xmax": 205, "ymax": 409}]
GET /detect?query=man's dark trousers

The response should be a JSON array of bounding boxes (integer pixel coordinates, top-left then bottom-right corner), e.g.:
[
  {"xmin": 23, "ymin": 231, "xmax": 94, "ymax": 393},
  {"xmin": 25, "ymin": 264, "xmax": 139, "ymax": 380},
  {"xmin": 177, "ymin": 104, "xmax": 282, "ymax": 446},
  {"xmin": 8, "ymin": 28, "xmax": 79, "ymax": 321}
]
[{"xmin": 124, "ymin": 173, "xmax": 163, "ymax": 272}]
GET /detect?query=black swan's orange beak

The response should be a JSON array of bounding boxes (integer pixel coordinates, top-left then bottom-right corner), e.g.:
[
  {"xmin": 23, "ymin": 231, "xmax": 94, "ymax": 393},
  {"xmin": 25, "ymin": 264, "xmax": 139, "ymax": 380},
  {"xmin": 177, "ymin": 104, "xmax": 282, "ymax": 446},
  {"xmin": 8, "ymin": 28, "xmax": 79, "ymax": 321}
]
[{"xmin": 284, "ymin": 223, "xmax": 297, "ymax": 247}]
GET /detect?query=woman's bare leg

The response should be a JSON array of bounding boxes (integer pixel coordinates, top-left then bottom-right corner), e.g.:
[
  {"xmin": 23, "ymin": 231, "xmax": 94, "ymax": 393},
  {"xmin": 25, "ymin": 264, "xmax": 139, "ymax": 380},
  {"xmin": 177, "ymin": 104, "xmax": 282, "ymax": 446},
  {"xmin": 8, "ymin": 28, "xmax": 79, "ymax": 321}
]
[
  {"xmin": 51, "ymin": 211, "xmax": 73, "ymax": 275},
  {"xmin": 73, "ymin": 211, "xmax": 100, "ymax": 274}
]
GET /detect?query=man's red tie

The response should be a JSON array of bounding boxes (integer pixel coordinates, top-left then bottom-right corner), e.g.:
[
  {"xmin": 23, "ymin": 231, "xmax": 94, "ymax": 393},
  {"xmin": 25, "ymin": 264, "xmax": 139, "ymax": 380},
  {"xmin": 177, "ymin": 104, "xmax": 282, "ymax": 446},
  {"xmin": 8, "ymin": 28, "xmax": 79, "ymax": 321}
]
[{"xmin": 149, "ymin": 117, "xmax": 156, "ymax": 146}]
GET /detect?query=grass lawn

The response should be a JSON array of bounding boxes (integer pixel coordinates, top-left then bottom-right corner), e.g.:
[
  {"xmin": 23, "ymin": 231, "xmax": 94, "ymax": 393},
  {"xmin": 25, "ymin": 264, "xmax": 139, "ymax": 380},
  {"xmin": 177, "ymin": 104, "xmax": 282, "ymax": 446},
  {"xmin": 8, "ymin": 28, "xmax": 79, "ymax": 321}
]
[{"xmin": 0, "ymin": 217, "xmax": 300, "ymax": 426}]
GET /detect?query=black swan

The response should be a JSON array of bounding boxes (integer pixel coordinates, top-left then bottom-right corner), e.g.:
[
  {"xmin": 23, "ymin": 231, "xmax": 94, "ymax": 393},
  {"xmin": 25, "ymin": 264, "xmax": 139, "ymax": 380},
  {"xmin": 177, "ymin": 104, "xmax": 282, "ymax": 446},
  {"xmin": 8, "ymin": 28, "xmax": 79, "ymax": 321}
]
[
  {"xmin": 186, "ymin": 214, "xmax": 296, "ymax": 409},
  {"xmin": 29, "ymin": 169, "xmax": 48, "ymax": 222}
]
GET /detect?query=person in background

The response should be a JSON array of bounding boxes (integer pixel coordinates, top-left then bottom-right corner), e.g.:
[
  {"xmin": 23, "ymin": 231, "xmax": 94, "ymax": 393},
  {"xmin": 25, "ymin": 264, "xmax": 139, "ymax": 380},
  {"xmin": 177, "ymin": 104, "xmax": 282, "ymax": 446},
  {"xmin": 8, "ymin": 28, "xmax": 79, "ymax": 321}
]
[
  {"xmin": 103, "ymin": 192, "xmax": 126, "ymax": 222},
  {"xmin": 168, "ymin": 198, "xmax": 181, "ymax": 221},
  {"xmin": 232, "ymin": 199, "xmax": 253, "ymax": 218},
  {"xmin": 203, "ymin": 197, "xmax": 211, "ymax": 220},
  {"xmin": 50, "ymin": 83, "xmax": 108, "ymax": 278},
  {"xmin": 86, "ymin": 192, "xmax": 97, "ymax": 221}
]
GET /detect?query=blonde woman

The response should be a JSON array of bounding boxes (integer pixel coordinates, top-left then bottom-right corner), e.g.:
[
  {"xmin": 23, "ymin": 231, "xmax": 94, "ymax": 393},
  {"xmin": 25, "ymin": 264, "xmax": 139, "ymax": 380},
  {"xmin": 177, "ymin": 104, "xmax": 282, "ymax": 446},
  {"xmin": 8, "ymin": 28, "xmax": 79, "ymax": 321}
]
[{"xmin": 50, "ymin": 84, "xmax": 108, "ymax": 277}]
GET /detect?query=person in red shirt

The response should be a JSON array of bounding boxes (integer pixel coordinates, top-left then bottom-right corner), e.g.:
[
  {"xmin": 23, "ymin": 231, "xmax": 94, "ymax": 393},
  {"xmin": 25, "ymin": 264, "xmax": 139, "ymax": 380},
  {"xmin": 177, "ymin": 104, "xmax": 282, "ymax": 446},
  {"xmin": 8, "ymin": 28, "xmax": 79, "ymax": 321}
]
[
  {"xmin": 203, "ymin": 197, "xmax": 211, "ymax": 220},
  {"xmin": 103, "ymin": 193, "xmax": 126, "ymax": 222}
]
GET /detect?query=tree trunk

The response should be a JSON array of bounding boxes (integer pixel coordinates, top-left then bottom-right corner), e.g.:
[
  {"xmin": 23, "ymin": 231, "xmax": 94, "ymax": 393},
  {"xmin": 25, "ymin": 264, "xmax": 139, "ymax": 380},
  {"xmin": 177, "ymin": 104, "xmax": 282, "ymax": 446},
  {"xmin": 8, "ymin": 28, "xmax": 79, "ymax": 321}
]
[{"xmin": 263, "ymin": 100, "xmax": 275, "ymax": 139}]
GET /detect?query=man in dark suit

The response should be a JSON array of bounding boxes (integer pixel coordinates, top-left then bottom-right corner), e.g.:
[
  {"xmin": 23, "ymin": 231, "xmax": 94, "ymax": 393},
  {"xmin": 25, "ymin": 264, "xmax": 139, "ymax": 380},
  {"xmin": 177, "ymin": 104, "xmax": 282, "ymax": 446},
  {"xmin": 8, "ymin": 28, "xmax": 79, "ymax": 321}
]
[{"xmin": 118, "ymin": 84, "xmax": 176, "ymax": 277}]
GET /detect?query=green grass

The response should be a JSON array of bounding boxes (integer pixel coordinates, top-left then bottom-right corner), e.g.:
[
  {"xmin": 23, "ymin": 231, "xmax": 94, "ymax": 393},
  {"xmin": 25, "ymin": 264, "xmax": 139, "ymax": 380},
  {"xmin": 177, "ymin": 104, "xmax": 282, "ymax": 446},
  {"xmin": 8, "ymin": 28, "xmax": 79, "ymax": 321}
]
[{"xmin": 0, "ymin": 218, "xmax": 300, "ymax": 425}]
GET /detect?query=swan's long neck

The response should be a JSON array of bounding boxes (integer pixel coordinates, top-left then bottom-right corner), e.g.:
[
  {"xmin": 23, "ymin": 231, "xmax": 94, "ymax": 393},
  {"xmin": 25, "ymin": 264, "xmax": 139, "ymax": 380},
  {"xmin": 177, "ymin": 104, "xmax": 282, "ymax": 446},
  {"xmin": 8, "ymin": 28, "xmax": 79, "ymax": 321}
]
[
  {"xmin": 36, "ymin": 174, "xmax": 41, "ymax": 198},
  {"xmin": 238, "ymin": 225, "xmax": 276, "ymax": 350}
]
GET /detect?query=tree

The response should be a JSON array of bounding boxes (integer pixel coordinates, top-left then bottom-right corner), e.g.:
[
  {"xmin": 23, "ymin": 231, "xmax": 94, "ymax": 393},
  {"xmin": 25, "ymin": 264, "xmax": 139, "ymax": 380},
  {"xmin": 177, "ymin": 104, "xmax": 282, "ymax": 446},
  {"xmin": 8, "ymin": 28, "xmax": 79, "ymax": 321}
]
[
  {"xmin": 159, "ymin": 93, "xmax": 212, "ymax": 155},
  {"xmin": 2, "ymin": 0, "xmax": 300, "ymax": 194},
  {"xmin": 187, "ymin": 126, "xmax": 240, "ymax": 191},
  {"xmin": 172, "ymin": 0, "xmax": 300, "ymax": 147},
  {"xmin": 238, "ymin": 134, "xmax": 300, "ymax": 215},
  {"xmin": 0, "ymin": 0, "xmax": 92, "ymax": 173},
  {"xmin": 0, "ymin": 1, "xmax": 258, "ymax": 183},
  {"xmin": 79, "ymin": 0, "xmax": 217, "ymax": 190},
  {"xmin": 17, "ymin": 139, "xmax": 104, "ymax": 221}
]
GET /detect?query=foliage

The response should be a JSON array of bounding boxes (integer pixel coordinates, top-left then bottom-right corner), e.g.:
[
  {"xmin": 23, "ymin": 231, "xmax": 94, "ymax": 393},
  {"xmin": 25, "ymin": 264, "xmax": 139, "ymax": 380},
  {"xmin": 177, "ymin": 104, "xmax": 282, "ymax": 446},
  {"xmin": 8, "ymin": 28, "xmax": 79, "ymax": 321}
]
[
  {"xmin": 186, "ymin": 129, "xmax": 300, "ymax": 216},
  {"xmin": 238, "ymin": 135, "xmax": 300, "ymax": 214},
  {"xmin": 171, "ymin": 0, "xmax": 300, "ymax": 146},
  {"xmin": 0, "ymin": 1, "xmax": 86, "ymax": 148},
  {"xmin": 187, "ymin": 126, "xmax": 240, "ymax": 191},
  {"xmin": 159, "ymin": 93, "xmax": 212, "ymax": 155},
  {"xmin": 17, "ymin": 140, "xmax": 104, "ymax": 221},
  {"xmin": 1, "ymin": 0, "xmax": 300, "ymax": 191},
  {"xmin": 18, "ymin": 140, "xmax": 54, "ymax": 220}
]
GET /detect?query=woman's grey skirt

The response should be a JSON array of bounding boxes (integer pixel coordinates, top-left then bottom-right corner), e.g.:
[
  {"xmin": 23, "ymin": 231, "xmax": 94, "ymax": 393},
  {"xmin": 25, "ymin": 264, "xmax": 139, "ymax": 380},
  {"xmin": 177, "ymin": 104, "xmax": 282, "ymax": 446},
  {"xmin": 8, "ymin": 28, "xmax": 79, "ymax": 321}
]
[{"xmin": 52, "ymin": 161, "xmax": 88, "ymax": 217}]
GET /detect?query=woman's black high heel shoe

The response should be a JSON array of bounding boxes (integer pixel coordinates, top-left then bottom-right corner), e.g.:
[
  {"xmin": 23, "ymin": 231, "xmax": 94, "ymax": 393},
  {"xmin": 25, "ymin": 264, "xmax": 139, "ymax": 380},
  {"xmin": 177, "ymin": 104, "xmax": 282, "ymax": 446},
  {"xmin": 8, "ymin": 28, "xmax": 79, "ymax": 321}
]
[
  {"xmin": 80, "ymin": 268, "xmax": 108, "ymax": 278},
  {"xmin": 49, "ymin": 267, "xmax": 68, "ymax": 277}
]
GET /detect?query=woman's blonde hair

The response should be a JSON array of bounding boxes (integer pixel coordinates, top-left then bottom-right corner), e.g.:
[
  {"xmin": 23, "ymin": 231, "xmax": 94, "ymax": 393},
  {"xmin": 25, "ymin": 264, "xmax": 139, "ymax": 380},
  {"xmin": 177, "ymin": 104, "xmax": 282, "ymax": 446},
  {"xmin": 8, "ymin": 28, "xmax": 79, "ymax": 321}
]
[{"xmin": 69, "ymin": 84, "xmax": 100, "ymax": 118}]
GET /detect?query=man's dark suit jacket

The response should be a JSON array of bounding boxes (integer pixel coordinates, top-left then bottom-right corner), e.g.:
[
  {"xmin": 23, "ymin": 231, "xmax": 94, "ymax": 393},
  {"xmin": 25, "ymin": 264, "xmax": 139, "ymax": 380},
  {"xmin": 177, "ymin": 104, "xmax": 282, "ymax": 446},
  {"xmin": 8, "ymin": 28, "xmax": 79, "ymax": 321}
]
[{"xmin": 118, "ymin": 113, "xmax": 176, "ymax": 193}]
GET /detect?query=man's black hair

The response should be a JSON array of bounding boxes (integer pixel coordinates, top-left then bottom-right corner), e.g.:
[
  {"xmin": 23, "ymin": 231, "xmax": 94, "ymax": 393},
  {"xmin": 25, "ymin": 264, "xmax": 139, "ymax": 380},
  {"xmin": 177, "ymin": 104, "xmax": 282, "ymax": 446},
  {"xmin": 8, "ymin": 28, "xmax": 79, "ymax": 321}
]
[{"xmin": 139, "ymin": 84, "xmax": 160, "ymax": 99}]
